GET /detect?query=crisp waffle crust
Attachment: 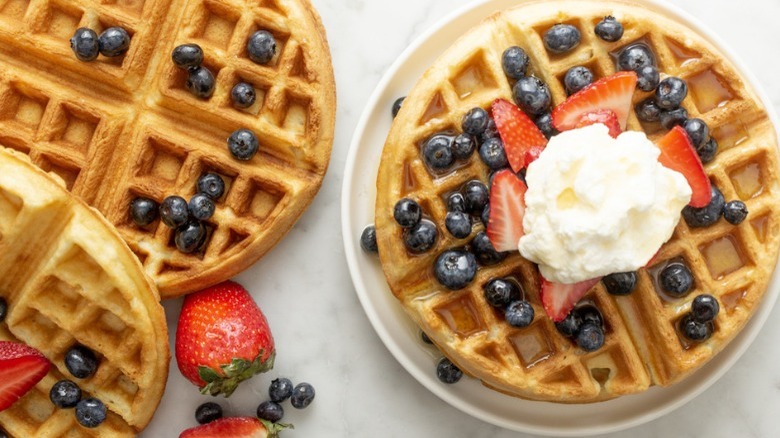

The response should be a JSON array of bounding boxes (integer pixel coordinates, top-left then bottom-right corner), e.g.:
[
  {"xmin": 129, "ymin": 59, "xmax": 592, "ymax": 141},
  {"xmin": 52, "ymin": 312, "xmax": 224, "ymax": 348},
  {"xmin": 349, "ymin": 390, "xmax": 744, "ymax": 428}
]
[{"xmin": 375, "ymin": 0, "xmax": 780, "ymax": 402}]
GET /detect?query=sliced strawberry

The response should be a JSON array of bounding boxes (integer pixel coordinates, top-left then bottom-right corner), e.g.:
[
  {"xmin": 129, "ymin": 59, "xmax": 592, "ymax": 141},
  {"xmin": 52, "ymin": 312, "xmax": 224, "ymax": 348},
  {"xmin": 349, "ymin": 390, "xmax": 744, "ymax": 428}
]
[
  {"xmin": 575, "ymin": 109, "xmax": 621, "ymax": 138},
  {"xmin": 541, "ymin": 277, "xmax": 601, "ymax": 322},
  {"xmin": 492, "ymin": 98, "xmax": 548, "ymax": 172},
  {"xmin": 524, "ymin": 146, "xmax": 545, "ymax": 167},
  {"xmin": 180, "ymin": 416, "xmax": 290, "ymax": 438},
  {"xmin": 0, "ymin": 341, "xmax": 51, "ymax": 411},
  {"xmin": 552, "ymin": 71, "xmax": 638, "ymax": 131},
  {"xmin": 486, "ymin": 170, "xmax": 527, "ymax": 252},
  {"xmin": 656, "ymin": 126, "xmax": 712, "ymax": 208}
]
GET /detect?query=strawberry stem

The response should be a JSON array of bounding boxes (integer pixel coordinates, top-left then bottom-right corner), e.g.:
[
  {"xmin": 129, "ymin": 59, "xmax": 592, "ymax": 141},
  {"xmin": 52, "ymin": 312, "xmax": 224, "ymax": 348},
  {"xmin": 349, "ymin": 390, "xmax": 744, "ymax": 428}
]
[{"xmin": 198, "ymin": 350, "xmax": 275, "ymax": 397}]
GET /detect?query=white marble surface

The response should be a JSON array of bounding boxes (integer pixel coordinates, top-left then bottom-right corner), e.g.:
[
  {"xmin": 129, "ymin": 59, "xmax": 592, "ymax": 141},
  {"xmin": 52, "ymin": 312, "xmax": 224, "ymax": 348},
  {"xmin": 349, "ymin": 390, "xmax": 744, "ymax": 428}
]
[{"xmin": 143, "ymin": 1, "xmax": 780, "ymax": 436}]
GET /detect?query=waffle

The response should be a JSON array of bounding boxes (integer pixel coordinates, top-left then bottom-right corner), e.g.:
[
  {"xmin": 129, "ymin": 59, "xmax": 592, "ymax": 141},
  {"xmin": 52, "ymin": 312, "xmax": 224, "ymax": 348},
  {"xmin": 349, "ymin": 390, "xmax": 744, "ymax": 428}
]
[
  {"xmin": 0, "ymin": 0, "xmax": 336, "ymax": 297},
  {"xmin": 375, "ymin": 0, "xmax": 780, "ymax": 402},
  {"xmin": 0, "ymin": 148, "xmax": 169, "ymax": 436}
]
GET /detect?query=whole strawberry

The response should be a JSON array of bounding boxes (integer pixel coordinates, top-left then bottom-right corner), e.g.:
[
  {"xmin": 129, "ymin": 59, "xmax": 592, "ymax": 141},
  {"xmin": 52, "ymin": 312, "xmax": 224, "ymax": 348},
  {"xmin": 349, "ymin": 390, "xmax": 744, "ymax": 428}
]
[
  {"xmin": 180, "ymin": 416, "xmax": 290, "ymax": 438},
  {"xmin": 176, "ymin": 281, "xmax": 275, "ymax": 396}
]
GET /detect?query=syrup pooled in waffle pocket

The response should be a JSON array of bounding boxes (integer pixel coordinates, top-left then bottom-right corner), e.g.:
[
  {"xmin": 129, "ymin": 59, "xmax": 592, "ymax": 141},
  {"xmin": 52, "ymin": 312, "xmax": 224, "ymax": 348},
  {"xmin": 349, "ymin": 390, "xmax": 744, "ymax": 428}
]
[{"xmin": 374, "ymin": 1, "xmax": 780, "ymax": 402}]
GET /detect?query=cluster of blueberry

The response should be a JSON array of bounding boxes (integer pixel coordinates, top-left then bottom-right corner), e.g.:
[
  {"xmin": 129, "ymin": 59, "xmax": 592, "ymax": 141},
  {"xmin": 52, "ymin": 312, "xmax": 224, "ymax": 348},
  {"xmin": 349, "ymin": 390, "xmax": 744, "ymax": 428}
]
[
  {"xmin": 655, "ymin": 261, "xmax": 721, "ymax": 342},
  {"xmin": 70, "ymin": 27, "xmax": 131, "ymax": 62},
  {"xmin": 49, "ymin": 345, "xmax": 106, "ymax": 428},
  {"xmin": 484, "ymin": 278, "xmax": 535, "ymax": 328},
  {"xmin": 193, "ymin": 378, "xmax": 315, "ymax": 425},
  {"xmin": 682, "ymin": 186, "xmax": 748, "ymax": 228},
  {"xmin": 129, "ymin": 172, "xmax": 226, "ymax": 253},
  {"xmin": 555, "ymin": 303, "xmax": 607, "ymax": 352}
]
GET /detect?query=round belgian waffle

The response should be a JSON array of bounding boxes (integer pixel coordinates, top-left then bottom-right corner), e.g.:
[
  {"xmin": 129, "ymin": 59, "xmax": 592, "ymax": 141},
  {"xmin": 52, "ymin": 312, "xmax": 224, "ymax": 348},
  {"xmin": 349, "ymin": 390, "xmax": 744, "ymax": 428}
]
[
  {"xmin": 0, "ymin": 0, "xmax": 336, "ymax": 297},
  {"xmin": 0, "ymin": 147, "xmax": 169, "ymax": 436},
  {"xmin": 375, "ymin": 0, "xmax": 780, "ymax": 402}
]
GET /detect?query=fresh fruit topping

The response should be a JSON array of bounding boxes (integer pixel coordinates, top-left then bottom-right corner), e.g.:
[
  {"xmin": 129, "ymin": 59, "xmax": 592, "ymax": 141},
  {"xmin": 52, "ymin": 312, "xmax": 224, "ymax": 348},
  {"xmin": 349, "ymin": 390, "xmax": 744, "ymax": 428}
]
[
  {"xmin": 175, "ymin": 221, "xmax": 207, "ymax": 254},
  {"xmin": 502, "ymin": 46, "xmax": 530, "ymax": 80},
  {"xmin": 462, "ymin": 107, "xmax": 489, "ymax": 136},
  {"xmin": 577, "ymin": 304, "xmax": 604, "ymax": 327},
  {"xmin": 491, "ymin": 99, "xmax": 548, "ymax": 172},
  {"xmin": 534, "ymin": 112, "xmax": 558, "ymax": 139},
  {"xmin": 180, "ymin": 416, "xmax": 289, "ymax": 438},
  {"xmin": 446, "ymin": 192, "xmax": 466, "ymax": 212},
  {"xmin": 478, "ymin": 137, "xmax": 508, "ymax": 170},
  {"xmin": 197, "ymin": 172, "xmax": 226, "ymax": 200},
  {"xmin": 564, "ymin": 66, "xmax": 594, "ymax": 95},
  {"xmin": 552, "ymin": 71, "xmax": 637, "ymax": 131},
  {"xmin": 574, "ymin": 109, "xmax": 621, "ymax": 138},
  {"xmin": 452, "ymin": 133, "xmax": 476, "ymax": 160},
  {"xmin": 403, "ymin": 219, "xmax": 438, "ymax": 253},
  {"xmin": 70, "ymin": 28, "xmax": 99, "ymax": 62},
  {"xmin": 595, "ymin": 16, "xmax": 624, "ymax": 42},
  {"xmin": 660, "ymin": 262, "xmax": 693, "ymax": 297},
  {"xmin": 480, "ymin": 204, "xmax": 491, "ymax": 227},
  {"xmin": 420, "ymin": 331, "xmax": 434, "ymax": 344},
  {"xmin": 692, "ymin": 294, "xmax": 720, "ymax": 323},
  {"xmin": 196, "ymin": 402, "xmax": 223, "ymax": 424},
  {"xmin": 513, "ymin": 77, "xmax": 552, "ymax": 116},
  {"xmin": 0, "ymin": 298, "xmax": 6, "ymax": 322},
  {"xmin": 617, "ymin": 43, "xmax": 655, "ymax": 72},
  {"xmin": 505, "ymin": 300, "xmax": 534, "ymax": 328},
  {"xmin": 49, "ymin": 379, "xmax": 81, "ymax": 409},
  {"xmin": 175, "ymin": 281, "xmax": 275, "ymax": 396},
  {"xmin": 543, "ymin": 24, "xmax": 581, "ymax": 53},
  {"xmin": 0, "ymin": 342, "xmax": 50, "ymax": 411},
  {"xmin": 256, "ymin": 400, "xmax": 284, "ymax": 422},
  {"xmin": 228, "ymin": 128, "xmax": 259, "ymax": 161},
  {"xmin": 98, "ymin": 27, "xmax": 131, "ymax": 57},
  {"xmin": 636, "ymin": 65, "xmax": 660, "ymax": 92},
  {"xmin": 189, "ymin": 194, "xmax": 216, "ymax": 221},
  {"xmin": 656, "ymin": 126, "xmax": 712, "ymax": 208},
  {"xmin": 635, "ymin": 98, "xmax": 661, "ymax": 123},
  {"xmin": 360, "ymin": 225, "xmax": 378, "ymax": 253},
  {"xmin": 480, "ymin": 119, "xmax": 499, "ymax": 142},
  {"xmin": 130, "ymin": 197, "xmax": 159, "ymax": 227},
  {"xmin": 160, "ymin": 195, "xmax": 189, "ymax": 228},
  {"xmin": 172, "ymin": 44, "xmax": 204, "ymax": 69},
  {"xmin": 555, "ymin": 311, "xmax": 582, "ymax": 337},
  {"xmin": 290, "ymin": 382, "xmax": 316, "ymax": 409},
  {"xmin": 422, "ymin": 134, "xmax": 455, "ymax": 171},
  {"xmin": 679, "ymin": 314, "xmax": 713, "ymax": 342},
  {"xmin": 186, "ymin": 66, "xmax": 216, "ymax": 99},
  {"xmin": 540, "ymin": 277, "xmax": 600, "ymax": 322},
  {"xmin": 655, "ymin": 77, "xmax": 688, "ymax": 110},
  {"xmin": 393, "ymin": 198, "xmax": 422, "ymax": 228},
  {"xmin": 555, "ymin": 304, "xmax": 605, "ymax": 352},
  {"xmin": 247, "ymin": 30, "xmax": 277, "ymax": 64},
  {"xmin": 462, "ymin": 181, "xmax": 489, "ymax": 214},
  {"xmin": 445, "ymin": 211, "xmax": 472, "ymax": 239},
  {"xmin": 659, "ymin": 107, "xmax": 689, "ymax": 130},
  {"xmin": 576, "ymin": 323, "xmax": 605, "ymax": 352},
  {"xmin": 697, "ymin": 137, "xmax": 718, "ymax": 164},
  {"xmin": 269, "ymin": 378, "xmax": 294, "ymax": 403},
  {"xmin": 483, "ymin": 278, "xmax": 519, "ymax": 308},
  {"xmin": 486, "ymin": 170, "xmax": 527, "ymax": 252},
  {"xmin": 76, "ymin": 398, "xmax": 106, "ymax": 428},
  {"xmin": 435, "ymin": 358, "xmax": 462, "ymax": 384},
  {"xmin": 602, "ymin": 272, "xmax": 637, "ymax": 296},
  {"xmin": 64, "ymin": 344, "xmax": 99, "ymax": 379},
  {"xmin": 682, "ymin": 186, "xmax": 724, "ymax": 227},
  {"xmin": 523, "ymin": 146, "xmax": 545, "ymax": 167},
  {"xmin": 231, "ymin": 82, "xmax": 257, "ymax": 109},
  {"xmin": 434, "ymin": 250, "xmax": 478, "ymax": 290},
  {"xmin": 723, "ymin": 200, "xmax": 748, "ymax": 225},
  {"xmin": 470, "ymin": 231, "xmax": 506, "ymax": 265},
  {"xmin": 682, "ymin": 118, "xmax": 710, "ymax": 148},
  {"xmin": 391, "ymin": 97, "xmax": 405, "ymax": 118}
]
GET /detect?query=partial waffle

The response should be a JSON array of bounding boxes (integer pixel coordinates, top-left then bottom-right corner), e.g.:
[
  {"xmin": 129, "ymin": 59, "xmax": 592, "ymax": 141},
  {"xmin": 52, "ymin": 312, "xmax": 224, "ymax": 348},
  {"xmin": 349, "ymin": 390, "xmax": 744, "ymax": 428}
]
[
  {"xmin": 375, "ymin": 0, "xmax": 780, "ymax": 402},
  {"xmin": 0, "ymin": 0, "xmax": 336, "ymax": 297},
  {"xmin": 0, "ymin": 147, "xmax": 169, "ymax": 436}
]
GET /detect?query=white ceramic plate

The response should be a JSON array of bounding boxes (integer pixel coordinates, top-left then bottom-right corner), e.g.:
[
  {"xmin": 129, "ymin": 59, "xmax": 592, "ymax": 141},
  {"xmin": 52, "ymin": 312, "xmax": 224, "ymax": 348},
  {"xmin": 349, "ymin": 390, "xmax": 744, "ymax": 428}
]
[{"xmin": 341, "ymin": 0, "xmax": 780, "ymax": 435}]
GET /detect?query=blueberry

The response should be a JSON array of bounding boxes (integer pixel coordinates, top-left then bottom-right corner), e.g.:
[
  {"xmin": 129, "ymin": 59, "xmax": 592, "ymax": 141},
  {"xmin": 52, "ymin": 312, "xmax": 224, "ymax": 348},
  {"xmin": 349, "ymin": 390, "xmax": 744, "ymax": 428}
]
[
  {"xmin": 65, "ymin": 345, "xmax": 98, "ymax": 379},
  {"xmin": 481, "ymin": 204, "xmax": 490, "ymax": 227},
  {"xmin": 393, "ymin": 198, "xmax": 422, "ymax": 228},
  {"xmin": 723, "ymin": 200, "xmax": 748, "ymax": 225},
  {"xmin": 0, "ymin": 298, "xmax": 6, "ymax": 322},
  {"xmin": 691, "ymin": 294, "xmax": 720, "ymax": 323},
  {"xmin": 635, "ymin": 98, "xmax": 662, "ymax": 123},
  {"xmin": 175, "ymin": 221, "xmax": 207, "ymax": 253},
  {"xmin": 436, "ymin": 357, "xmax": 462, "ymax": 384},
  {"xmin": 479, "ymin": 137, "xmax": 508, "ymax": 170},
  {"xmin": 75, "ymin": 398, "xmax": 106, "ymax": 428},
  {"xmin": 247, "ymin": 30, "xmax": 276, "ymax": 64},
  {"xmin": 186, "ymin": 66, "xmax": 216, "ymax": 99},
  {"xmin": 655, "ymin": 77, "xmax": 688, "ymax": 110},
  {"xmin": 564, "ymin": 66, "xmax": 593, "ymax": 95},
  {"xmin": 502, "ymin": 46, "xmax": 530, "ymax": 80},
  {"xmin": 462, "ymin": 180, "xmax": 489, "ymax": 214},
  {"xmin": 480, "ymin": 119, "xmax": 499, "ymax": 142},
  {"xmin": 256, "ymin": 400, "xmax": 284, "ymax": 422},
  {"xmin": 697, "ymin": 137, "xmax": 718, "ymax": 164},
  {"xmin": 391, "ymin": 97, "xmax": 405, "ymax": 118},
  {"xmin": 683, "ymin": 118, "xmax": 710, "ymax": 149},
  {"xmin": 360, "ymin": 225, "xmax": 378, "ymax": 253},
  {"xmin": 577, "ymin": 305, "xmax": 603, "ymax": 328},
  {"xmin": 602, "ymin": 272, "xmax": 637, "ymax": 296},
  {"xmin": 197, "ymin": 172, "xmax": 225, "ymax": 200},
  {"xmin": 595, "ymin": 16, "xmax": 624, "ymax": 42},
  {"xmin": 421, "ymin": 331, "xmax": 433, "ymax": 344},
  {"xmin": 98, "ymin": 27, "xmax": 130, "ymax": 57},
  {"xmin": 159, "ymin": 196, "xmax": 189, "ymax": 228},
  {"xmin": 172, "ymin": 44, "xmax": 203, "ymax": 69},
  {"xmin": 682, "ymin": 186, "xmax": 724, "ymax": 228},
  {"xmin": 290, "ymin": 382, "xmax": 315, "ymax": 409},
  {"xmin": 576, "ymin": 323, "xmax": 605, "ymax": 352},
  {"xmin": 129, "ymin": 197, "xmax": 158, "ymax": 226},
  {"xmin": 617, "ymin": 43, "xmax": 655, "ymax": 72},
  {"xmin": 505, "ymin": 300, "xmax": 534, "ymax": 328},
  {"xmin": 227, "ymin": 128, "xmax": 259, "ymax": 160},
  {"xmin": 543, "ymin": 24, "xmax": 581, "ymax": 53},
  {"xmin": 49, "ymin": 380, "xmax": 81, "ymax": 409},
  {"xmin": 462, "ymin": 107, "xmax": 489, "ymax": 136},
  {"xmin": 470, "ymin": 231, "xmax": 506, "ymax": 265},
  {"xmin": 660, "ymin": 262, "xmax": 694, "ymax": 297},
  {"xmin": 70, "ymin": 28, "xmax": 99, "ymax": 62},
  {"xmin": 679, "ymin": 313, "xmax": 713, "ymax": 341},
  {"xmin": 434, "ymin": 249, "xmax": 477, "ymax": 290},
  {"xmin": 403, "ymin": 219, "xmax": 438, "ymax": 253},
  {"xmin": 445, "ymin": 211, "xmax": 471, "ymax": 239},
  {"xmin": 421, "ymin": 134, "xmax": 455, "ymax": 172},
  {"xmin": 483, "ymin": 278, "xmax": 519, "ymax": 308},
  {"xmin": 636, "ymin": 65, "xmax": 660, "ymax": 92},
  {"xmin": 513, "ymin": 76, "xmax": 551, "ymax": 116},
  {"xmin": 452, "ymin": 133, "xmax": 476, "ymax": 160},
  {"xmin": 188, "ymin": 194, "xmax": 215, "ymax": 221},
  {"xmin": 195, "ymin": 402, "xmax": 222, "ymax": 424},
  {"xmin": 269, "ymin": 377, "xmax": 294, "ymax": 403},
  {"xmin": 535, "ymin": 112, "xmax": 558, "ymax": 139},
  {"xmin": 231, "ymin": 82, "xmax": 256, "ymax": 108},
  {"xmin": 446, "ymin": 192, "xmax": 466, "ymax": 212},
  {"xmin": 555, "ymin": 311, "xmax": 582, "ymax": 337},
  {"xmin": 659, "ymin": 107, "xmax": 688, "ymax": 130}
]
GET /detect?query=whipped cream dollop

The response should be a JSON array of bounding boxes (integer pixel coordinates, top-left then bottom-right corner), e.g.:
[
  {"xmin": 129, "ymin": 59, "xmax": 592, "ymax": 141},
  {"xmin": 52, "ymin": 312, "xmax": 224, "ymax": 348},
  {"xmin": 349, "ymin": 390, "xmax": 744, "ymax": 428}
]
[{"xmin": 518, "ymin": 124, "xmax": 692, "ymax": 284}]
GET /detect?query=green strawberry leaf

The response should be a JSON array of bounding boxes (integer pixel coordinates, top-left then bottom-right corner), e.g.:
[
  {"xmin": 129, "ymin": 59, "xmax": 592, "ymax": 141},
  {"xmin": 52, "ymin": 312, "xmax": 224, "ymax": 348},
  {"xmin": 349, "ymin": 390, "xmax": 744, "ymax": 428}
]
[{"xmin": 198, "ymin": 350, "xmax": 276, "ymax": 397}]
